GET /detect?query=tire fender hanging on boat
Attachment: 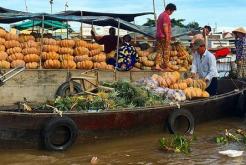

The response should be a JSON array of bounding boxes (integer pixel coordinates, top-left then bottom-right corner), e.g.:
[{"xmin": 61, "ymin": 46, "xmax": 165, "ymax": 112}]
[
  {"xmin": 55, "ymin": 81, "xmax": 83, "ymax": 97},
  {"xmin": 41, "ymin": 117, "xmax": 78, "ymax": 151},
  {"xmin": 167, "ymin": 109, "xmax": 195, "ymax": 135},
  {"xmin": 236, "ymin": 93, "xmax": 246, "ymax": 117}
]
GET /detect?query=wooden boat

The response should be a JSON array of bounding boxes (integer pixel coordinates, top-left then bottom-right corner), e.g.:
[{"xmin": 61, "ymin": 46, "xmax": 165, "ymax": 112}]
[{"xmin": 0, "ymin": 79, "xmax": 245, "ymax": 151}]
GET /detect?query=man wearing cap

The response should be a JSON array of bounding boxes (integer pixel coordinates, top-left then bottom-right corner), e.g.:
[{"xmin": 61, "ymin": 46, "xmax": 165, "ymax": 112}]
[
  {"xmin": 191, "ymin": 25, "xmax": 211, "ymax": 50},
  {"xmin": 232, "ymin": 27, "xmax": 246, "ymax": 78},
  {"xmin": 191, "ymin": 39, "xmax": 219, "ymax": 96}
]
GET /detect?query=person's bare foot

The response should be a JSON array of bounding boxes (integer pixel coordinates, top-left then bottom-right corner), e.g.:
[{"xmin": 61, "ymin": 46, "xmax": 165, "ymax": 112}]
[{"xmin": 155, "ymin": 65, "xmax": 164, "ymax": 71}]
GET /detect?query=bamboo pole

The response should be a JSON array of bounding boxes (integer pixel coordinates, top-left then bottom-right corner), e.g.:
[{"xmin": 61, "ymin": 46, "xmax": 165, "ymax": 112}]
[
  {"xmin": 152, "ymin": 0, "xmax": 157, "ymax": 26},
  {"xmin": 134, "ymin": 19, "xmax": 137, "ymax": 44},
  {"xmin": 114, "ymin": 18, "xmax": 121, "ymax": 81},
  {"xmin": 163, "ymin": 0, "xmax": 166, "ymax": 8},
  {"xmin": 80, "ymin": 11, "xmax": 83, "ymax": 39},
  {"xmin": 39, "ymin": 15, "xmax": 45, "ymax": 69}
]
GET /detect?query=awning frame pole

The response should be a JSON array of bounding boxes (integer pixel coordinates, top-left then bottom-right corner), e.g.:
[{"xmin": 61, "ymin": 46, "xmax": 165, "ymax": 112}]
[
  {"xmin": 114, "ymin": 18, "xmax": 121, "ymax": 79},
  {"xmin": 152, "ymin": 0, "xmax": 157, "ymax": 26},
  {"xmin": 134, "ymin": 19, "xmax": 136, "ymax": 44},
  {"xmin": 40, "ymin": 15, "xmax": 45, "ymax": 69},
  {"xmin": 80, "ymin": 11, "xmax": 83, "ymax": 39}
]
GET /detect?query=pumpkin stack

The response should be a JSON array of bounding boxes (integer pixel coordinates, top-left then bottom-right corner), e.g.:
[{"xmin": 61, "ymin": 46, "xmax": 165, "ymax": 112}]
[
  {"xmin": 87, "ymin": 42, "xmax": 113, "ymax": 70},
  {"xmin": 20, "ymin": 34, "xmax": 40, "ymax": 69},
  {"xmin": 135, "ymin": 48, "xmax": 156, "ymax": 70},
  {"xmin": 42, "ymin": 38, "xmax": 61, "ymax": 69},
  {"xmin": 151, "ymin": 72, "xmax": 180, "ymax": 88},
  {"xmin": 0, "ymin": 29, "xmax": 10, "ymax": 69},
  {"xmin": 4, "ymin": 32, "xmax": 25, "ymax": 68},
  {"xmin": 58, "ymin": 39, "xmax": 76, "ymax": 69},
  {"xmin": 73, "ymin": 40, "xmax": 93, "ymax": 70},
  {"xmin": 168, "ymin": 42, "xmax": 192, "ymax": 72}
]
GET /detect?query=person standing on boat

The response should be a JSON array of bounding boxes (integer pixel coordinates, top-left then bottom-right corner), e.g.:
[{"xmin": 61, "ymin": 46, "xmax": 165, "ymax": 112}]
[
  {"xmin": 191, "ymin": 25, "xmax": 211, "ymax": 50},
  {"xmin": 191, "ymin": 39, "xmax": 219, "ymax": 96},
  {"xmin": 232, "ymin": 27, "xmax": 246, "ymax": 78},
  {"xmin": 91, "ymin": 27, "xmax": 118, "ymax": 54},
  {"xmin": 155, "ymin": 3, "xmax": 177, "ymax": 71}
]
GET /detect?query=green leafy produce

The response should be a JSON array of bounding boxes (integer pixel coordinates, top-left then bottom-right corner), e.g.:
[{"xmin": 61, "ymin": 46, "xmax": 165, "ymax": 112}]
[
  {"xmin": 44, "ymin": 80, "xmax": 172, "ymax": 111},
  {"xmin": 215, "ymin": 129, "xmax": 246, "ymax": 145},
  {"xmin": 159, "ymin": 135, "xmax": 194, "ymax": 154}
]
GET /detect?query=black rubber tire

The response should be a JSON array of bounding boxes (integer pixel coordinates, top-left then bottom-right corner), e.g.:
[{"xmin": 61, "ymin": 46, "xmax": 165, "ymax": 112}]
[
  {"xmin": 41, "ymin": 117, "xmax": 78, "ymax": 151},
  {"xmin": 55, "ymin": 81, "xmax": 83, "ymax": 97},
  {"xmin": 167, "ymin": 109, "xmax": 195, "ymax": 135},
  {"xmin": 236, "ymin": 93, "xmax": 246, "ymax": 117}
]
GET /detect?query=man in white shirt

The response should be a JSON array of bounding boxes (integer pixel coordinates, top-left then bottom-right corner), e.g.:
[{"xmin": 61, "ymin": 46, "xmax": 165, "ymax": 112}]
[{"xmin": 191, "ymin": 39, "xmax": 219, "ymax": 96}]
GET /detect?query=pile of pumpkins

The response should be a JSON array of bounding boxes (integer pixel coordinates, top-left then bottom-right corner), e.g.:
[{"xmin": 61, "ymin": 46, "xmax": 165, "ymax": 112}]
[
  {"xmin": 0, "ymin": 28, "xmax": 114, "ymax": 70},
  {"xmin": 151, "ymin": 71, "xmax": 210, "ymax": 100},
  {"xmin": 0, "ymin": 29, "xmax": 41, "ymax": 69},
  {"xmin": 134, "ymin": 42, "xmax": 192, "ymax": 72}
]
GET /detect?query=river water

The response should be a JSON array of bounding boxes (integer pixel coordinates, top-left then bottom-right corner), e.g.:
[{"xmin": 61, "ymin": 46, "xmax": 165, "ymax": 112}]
[{"xmin": 0, "ymin": 118, "xmax": 245, "ymax": 165}]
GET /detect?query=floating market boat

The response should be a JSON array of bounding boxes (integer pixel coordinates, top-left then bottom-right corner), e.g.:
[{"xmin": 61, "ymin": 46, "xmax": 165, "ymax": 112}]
[{"xmin": 0, "ymin": 77, "xmax": 245, "ymax": 151}]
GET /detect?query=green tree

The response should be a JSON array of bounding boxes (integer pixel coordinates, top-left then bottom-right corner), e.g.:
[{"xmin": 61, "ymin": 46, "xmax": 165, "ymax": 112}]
[
  {"xmin": 186, "ymin": 21, "xmax": 200, "ymax": 29},
  {"xmin": 142, "ymin": 18, "xmax": 155, "ymax": 26},
  {"xmin": 171, "ymin": 18, "xmax": 186, "ymax": 27}
]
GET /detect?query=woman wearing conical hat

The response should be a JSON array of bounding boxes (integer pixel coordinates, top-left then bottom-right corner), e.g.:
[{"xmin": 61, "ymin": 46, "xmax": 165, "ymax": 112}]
[{"xmin": 232, "ymin": 27, "xmax": 246, "ymax": 78}]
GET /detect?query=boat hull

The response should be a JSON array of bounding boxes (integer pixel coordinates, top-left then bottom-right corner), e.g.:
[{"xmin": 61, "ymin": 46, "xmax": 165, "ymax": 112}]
[{"xmin": 0, "ymin": 79, "xmax": 245, "ymax": 149}]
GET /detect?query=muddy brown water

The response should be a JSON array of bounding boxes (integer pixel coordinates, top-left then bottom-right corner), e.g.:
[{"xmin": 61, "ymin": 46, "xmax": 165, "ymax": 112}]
[{"xmin": 0, "ymin": 118, "xmax": 245, "ymax": 165}]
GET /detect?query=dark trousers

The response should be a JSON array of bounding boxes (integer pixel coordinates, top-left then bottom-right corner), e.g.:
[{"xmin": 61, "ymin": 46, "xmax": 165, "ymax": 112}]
[{"xmin": 206, "ymin": 77, "xmax": 218, "ymax": 96}]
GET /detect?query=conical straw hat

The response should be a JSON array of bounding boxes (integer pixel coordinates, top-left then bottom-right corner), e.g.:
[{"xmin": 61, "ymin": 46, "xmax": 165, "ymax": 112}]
[{"xmin": 232, "ymin": 27, "xmax": 246, "ymax": 34}]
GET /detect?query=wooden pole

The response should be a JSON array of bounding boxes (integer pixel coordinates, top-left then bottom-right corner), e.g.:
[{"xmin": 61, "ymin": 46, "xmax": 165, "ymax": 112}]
[
  {"xmin": 134, "ymin": 19, "xmax": 137, "ymax": 44},
  {"xmin": 152, "ymin": 0, "xmax": 157, "ymax": 26},
  {"xmin": 80, "ymin": 11, "xmax": 83, "ymax": 39},
  {"xmin": 114, "ymin": 18, "xmax": 121, "ymax": 79},
  {"xmin": 163, "ymin": 0, "xmax": 166, "ymax": 8},
  {"xmin": 40, "ymin": 15, "xmax": 45, "ymax": 69}
]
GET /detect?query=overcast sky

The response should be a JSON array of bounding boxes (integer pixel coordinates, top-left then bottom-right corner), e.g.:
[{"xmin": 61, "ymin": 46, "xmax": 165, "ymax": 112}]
[{"xmin": 1, "ymin": 0, "xmax": 246, "ymax": 32}]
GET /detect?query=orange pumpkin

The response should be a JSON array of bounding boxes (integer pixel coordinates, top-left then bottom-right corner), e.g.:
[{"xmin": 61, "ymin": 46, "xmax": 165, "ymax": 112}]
[
  {"xmin": 58, "ymin": 47, "xmax": 73, "ymax": 55},
  {"xmin": 7, "ymin": 53, "xmax": 24, "ymax": 62},
  {"xmin": 0, "ymin": 52, "xmax": 8, "ymax": 61},
  {"xmin": 44, "ymin": 60, "xmax": 61, "ymax": 69},
  {"xmin": 42, "ymin": 45, "xmax": 59, "ymax": 52},
  {"xmin": 22, "ymin": 47, "xmax": 39, "ymax": 55},
  {"xmin": 74, "ymin": 55, "xmax": 91, "ymax": 62},
  {"xmin": 43, "ymin": 38, "xmax": 57, "ymax": 45},
  {"xmin": 59, "ymin": 40, "xmax": 75, "ymax": 48},
  {"xmin": 0, "ymin": 45, "xmax": 5, "ymax": 52},
  {"xmin": 75, "ymin": 40, "xmax": 88, "ymax": 47},
  {"xmin": 93, "ymin": 62, "xmax": 107, "ymax": 69},
  {"xmin": 59, "ymin": 54, "xmax": 74, "ymax": 61},
  {"xmin": 89, "ymin": 49, "xmax": 102, "ymax": 57},
  {"xmin": 21, "ymin": 40, "xmax": 38, "ymax": 49},
  {"xmin": 76, "ymin": 60, "xmax": 93, "ymax": 69},
  {"xmin": 41, "ymin": 52, "xmax": 59, "ymax": 60},
  {"xmin": 105, "ymin": 65, "xmax": 114, "ymax": 70},
  {"xmin": 5, "ymin": 40, "xmax": 21, "ymax": 49},
  {"xmin": 11, "ymin": 60, "xmax": 25, "ymax": 68},
  {"xmin": 0, "ymin": 38, "xmax": 6, "ymax": 45},
  {"xmin": 86, "ymin": 43, "xmax": 103, "ymax": 50},
  {"xmin": 7, "ymin": 47, "xmax": 22, "ymax": 55},
  {"xmin": 92, "ymin": 53, "xmax": 106, "ymax": 62},
  {"xmin": 0, "ymin": 29, "xmax": 7, "ymax": 38},
  {"xmin": 5, "ymin": 33, "xmax": 19, "ymax": 41},
  {"xmin": 143, "ymin": 60, "xmax": 155, "ymax": 67},
  {"xmin": 74, "ymin": 47, "xmax": 89, "ymax": 56},
  {"xmin": 26, "ymin": 62, "xmax": 39, "ymax": 69},
  {"xmin": 0, "ymin": 60, "xmax": 10, "ymax": 69},
  {"xmin": 61, "ymin": 60, "xmax": 76, "ymax": 69},
  {"xmin": 18, "ymin": 34, "xmax": 35, "ymax": 43},
  {"xmin": 24, "ymin": 54, "xmax": 40, "ymax": 63}
]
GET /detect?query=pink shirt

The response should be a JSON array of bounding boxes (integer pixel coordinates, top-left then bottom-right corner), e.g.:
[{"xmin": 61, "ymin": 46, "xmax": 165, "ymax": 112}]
[{"xmin": 156, "ymin": 11, "xmax": 171, "ymax": 40}]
